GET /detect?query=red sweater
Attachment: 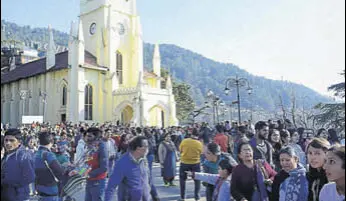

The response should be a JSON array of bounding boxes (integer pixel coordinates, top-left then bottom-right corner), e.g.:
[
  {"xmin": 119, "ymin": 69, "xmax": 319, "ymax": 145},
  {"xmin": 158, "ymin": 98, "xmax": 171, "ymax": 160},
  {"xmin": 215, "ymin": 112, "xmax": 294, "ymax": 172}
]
[{"xmin": 214, "ymin": 133, "xmax": 229, "ymax": 152}]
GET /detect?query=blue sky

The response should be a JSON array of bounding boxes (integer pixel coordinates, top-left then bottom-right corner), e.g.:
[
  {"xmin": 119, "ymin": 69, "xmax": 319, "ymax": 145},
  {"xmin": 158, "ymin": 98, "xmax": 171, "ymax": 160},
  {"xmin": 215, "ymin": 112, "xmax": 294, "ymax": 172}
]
[{"xmin": 2, "ymin": 0, "xmax": 345, "ymax": 96}]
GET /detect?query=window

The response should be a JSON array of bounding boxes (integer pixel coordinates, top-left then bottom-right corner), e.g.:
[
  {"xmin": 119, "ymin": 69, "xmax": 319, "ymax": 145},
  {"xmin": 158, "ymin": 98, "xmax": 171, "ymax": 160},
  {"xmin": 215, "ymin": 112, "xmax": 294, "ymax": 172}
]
[
  {"xmin": 116, "ymin": 51, "xmax": 123, "ymax": 84},
  {"xmin": 62, "ymin": 86, "xmax": 67, "ymax": 106},
  {"xmin": 84, "ymin": 84, "xmax": 93, "ymax": 120}
]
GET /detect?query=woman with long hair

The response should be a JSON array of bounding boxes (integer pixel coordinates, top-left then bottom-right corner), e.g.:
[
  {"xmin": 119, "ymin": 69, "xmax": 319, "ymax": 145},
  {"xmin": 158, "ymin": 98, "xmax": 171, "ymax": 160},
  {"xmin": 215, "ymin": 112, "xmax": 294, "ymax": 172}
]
[
  {"xmin": 280, "ymin": 129, "xmax": 291, "ymax": 147},
  {"xmin": 319, "ymin": 146, "xmax": 345, "ymax": 201},
  {"xmin": 316, "ymin": 128, "xmax": 329, "ymax": 140},
  {"xmin": 268, "ymin": 129, "xmax": 282, "ymax": 171},
  {"xmin": 327, "ymin": 128, "xmax": 340, "ymax": 145},
  {"xmin": 158, "ymin": 133, "xmax": 179, "ymax": 187},
  {"xmin": 307, "ymin": 138, "xmax": 331, "ymax": 201},
  {"xmin": 288, "ymin": 129, "xmax": 307, "ymax": 167},
  {"xmin": 231, "ymin": 141, "xmax": 277, "ymax": 201}
]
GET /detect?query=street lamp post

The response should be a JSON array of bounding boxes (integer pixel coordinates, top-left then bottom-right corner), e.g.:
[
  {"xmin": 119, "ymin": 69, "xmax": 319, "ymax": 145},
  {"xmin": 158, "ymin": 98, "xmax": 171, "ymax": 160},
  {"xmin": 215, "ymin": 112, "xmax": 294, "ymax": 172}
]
[
  {"xmin": 224, "ymin": 75, "xmax": 253, "ymax": 124},
  {"xmin": 248, "ymin": 87, "xmax": 253, "ymax": 122},
  {"xmin": 206, "ymin": 90, "xmax": 224, "ymax": 125}
]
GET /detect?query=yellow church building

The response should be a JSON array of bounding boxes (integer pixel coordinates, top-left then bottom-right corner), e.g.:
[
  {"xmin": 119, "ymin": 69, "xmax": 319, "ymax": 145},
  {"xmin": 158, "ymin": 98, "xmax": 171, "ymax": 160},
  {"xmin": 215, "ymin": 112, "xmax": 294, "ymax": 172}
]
[{"xmin": 1, "ymin": 0, "xmax": 179, "ymax": 127}]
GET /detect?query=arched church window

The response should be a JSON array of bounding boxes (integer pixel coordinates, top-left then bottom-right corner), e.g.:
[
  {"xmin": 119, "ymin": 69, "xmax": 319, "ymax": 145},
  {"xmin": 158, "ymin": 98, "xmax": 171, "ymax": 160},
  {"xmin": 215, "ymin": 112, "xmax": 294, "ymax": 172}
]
[
  {"xmin": 62, "ymin": 85, "xmax": 67, "ymax": 106},
  {"xmin": 116, "ymin": 51, "xmax": 123, "ymax": 85},
  {"xmin": 84, "ymin": 84, "xmax": 93, "ymax": 120}
]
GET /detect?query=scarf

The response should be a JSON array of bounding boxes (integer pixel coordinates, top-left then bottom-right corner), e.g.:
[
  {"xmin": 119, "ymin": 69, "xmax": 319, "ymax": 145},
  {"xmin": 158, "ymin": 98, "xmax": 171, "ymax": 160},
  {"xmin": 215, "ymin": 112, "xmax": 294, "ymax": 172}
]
[
  {"xmin": 280, "ymin": 164, "xmax": 308, "ymax": 201},
  {"xmin": 253, "ymin": 160, "xmax": 269, "ymax": 201}
]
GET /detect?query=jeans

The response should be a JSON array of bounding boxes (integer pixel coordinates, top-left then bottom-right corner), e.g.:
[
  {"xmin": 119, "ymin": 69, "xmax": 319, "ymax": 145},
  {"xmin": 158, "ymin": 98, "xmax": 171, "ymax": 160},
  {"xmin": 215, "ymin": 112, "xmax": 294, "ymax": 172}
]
[
  {"xmin": 147, "ymin": 154, "xmax": 159, "ymax": 198},
  {"xmin": 38, "ymin": 196, "xmax": 60, "ymax": 201},
  {"xmin": 85, "ymin": 179, "xmax": 106, "ymax": 201},
  {"xmin": 108, "ymin": 158, "xmax": 115, "ymax": 176},
  {"xmin": 206, "ymin": 184, "xmax": 215, "ymax": 201},
  {"xmin": 179, "ymin": 163, "xmax": 201, "ymax": 200}
]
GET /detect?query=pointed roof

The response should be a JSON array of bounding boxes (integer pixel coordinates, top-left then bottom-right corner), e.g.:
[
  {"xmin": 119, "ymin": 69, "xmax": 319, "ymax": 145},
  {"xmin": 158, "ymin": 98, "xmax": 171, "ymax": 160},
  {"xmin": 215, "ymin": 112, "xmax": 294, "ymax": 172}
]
[
  {"xmin": 47, "ymin": 25, "xmax": 56, "ymax": 52},
  {"xmin": 153, "ymin": 44, "xmax": 160, "ymax": 59}
]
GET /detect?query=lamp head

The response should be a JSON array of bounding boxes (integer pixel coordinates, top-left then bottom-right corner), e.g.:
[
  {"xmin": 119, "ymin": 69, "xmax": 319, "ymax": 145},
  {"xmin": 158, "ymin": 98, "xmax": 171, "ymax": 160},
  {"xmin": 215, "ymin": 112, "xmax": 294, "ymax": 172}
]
[
  {"xmin": 247, "ymin": 87, "xmax": 253, "ymax": 95},
  {"xmin": 224, "ymin": 87, "xmax": 230, "ymax": 95},
  {"xmin": 207, "ymin": 90, "xmax": 214, "ymax": 97}
]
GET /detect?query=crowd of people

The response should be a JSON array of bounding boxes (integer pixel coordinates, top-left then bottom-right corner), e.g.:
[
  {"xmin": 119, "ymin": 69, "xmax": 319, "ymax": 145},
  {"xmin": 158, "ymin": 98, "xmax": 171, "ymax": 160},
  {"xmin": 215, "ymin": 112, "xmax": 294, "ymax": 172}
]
[{"xmin": 0, "ymin": 119, "xmax": 345, "ymax": 201}]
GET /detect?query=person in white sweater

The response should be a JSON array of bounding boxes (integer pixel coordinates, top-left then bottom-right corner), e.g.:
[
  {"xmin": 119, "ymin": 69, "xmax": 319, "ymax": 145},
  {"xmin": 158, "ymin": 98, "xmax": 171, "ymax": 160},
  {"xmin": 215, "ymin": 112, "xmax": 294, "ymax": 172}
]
[
  {"xmin": 74, "ymin": 133, "xmax": 87, "ymax": 164},
  {"xmin": 319, "ymin": 146, "xmax": 345, "ymax": 201}
]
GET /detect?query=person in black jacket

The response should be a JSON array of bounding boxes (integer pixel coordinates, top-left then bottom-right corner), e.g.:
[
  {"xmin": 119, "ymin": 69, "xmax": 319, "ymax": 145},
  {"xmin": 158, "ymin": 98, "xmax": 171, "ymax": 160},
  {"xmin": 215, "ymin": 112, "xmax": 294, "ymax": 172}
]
[{"xmin": 306, "ymin": 138, "xmax": 330, "ymax": 201}]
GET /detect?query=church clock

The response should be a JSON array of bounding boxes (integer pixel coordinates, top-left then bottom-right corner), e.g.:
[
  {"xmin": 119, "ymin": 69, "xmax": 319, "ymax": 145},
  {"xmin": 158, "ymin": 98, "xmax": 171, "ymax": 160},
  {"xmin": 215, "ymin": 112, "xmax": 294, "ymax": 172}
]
[{"xmin": 89, "ymin": 23, "xmax": 96, "ymax": 35}]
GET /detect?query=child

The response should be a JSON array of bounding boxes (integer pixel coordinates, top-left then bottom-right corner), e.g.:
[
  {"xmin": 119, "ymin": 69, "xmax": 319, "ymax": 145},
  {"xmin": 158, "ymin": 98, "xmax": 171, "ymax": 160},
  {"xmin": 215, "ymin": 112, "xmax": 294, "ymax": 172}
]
[{"xmin": 186, "ymin": 159, "xmax": 235, "ymax": 201}]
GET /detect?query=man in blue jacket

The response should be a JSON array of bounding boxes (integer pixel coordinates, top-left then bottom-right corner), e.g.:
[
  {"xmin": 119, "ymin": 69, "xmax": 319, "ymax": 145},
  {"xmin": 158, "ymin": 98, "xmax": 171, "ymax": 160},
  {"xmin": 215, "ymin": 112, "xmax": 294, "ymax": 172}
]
[
  {"xmin": 35, "ymin": 131, "xmax": 67, "ymax": 201},
  {"xmin": 1, "ymin": 128, "xmax": 35, "ymax": 201},
  {"xmin": 105, "ymin": 135, "xmax": 154, "ymax": 201}
]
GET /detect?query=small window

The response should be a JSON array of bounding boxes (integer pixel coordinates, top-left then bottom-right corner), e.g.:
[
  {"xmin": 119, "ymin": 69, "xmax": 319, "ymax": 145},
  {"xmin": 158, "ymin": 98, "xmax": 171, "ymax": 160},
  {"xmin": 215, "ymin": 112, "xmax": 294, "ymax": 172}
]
[
  {"xmin": 84, "ymin": 84, "xmax": 93, "ymax": 120},
  {"xmin": 116, "ymin": 51, "xmax": 123, "ymax": 84},
  {"xmin": 62, "ymin": 86, "xmax": 67, "ymax": 106}
]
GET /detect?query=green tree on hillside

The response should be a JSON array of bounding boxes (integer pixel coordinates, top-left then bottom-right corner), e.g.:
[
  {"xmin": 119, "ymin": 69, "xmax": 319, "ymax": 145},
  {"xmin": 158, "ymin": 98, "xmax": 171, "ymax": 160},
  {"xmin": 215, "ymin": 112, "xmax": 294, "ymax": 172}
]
[
  {"xmin": 312, "ymin": 71, "xmax": 345, "ymax": 131},
  {"xmin": 161, "ymin": 68, "xmax": 195, "ymax": 121}
]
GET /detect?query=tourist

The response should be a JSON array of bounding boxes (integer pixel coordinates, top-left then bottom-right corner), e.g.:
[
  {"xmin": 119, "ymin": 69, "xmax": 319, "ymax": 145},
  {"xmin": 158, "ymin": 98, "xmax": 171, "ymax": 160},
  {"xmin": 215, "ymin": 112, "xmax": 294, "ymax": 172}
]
[
  {"xmin": 35, "ymin": 131, "xmax": 66, "ymax": 201},
  {"xmin": 213, "ymin": 125, "xmax": 229, "ymax": 153},
  {"xmin": 268, "ymin": 128, "xmax": 282, "ymax": 171},
  {"xmin": 158, "ymin": 133, "xmax": 179, "ymax": 186},
  {"xmin": 278, "ymin": 146, "xmax": 309, "ymax": 201},
  {"xmin": 231, "ymin": 141, "xmax": 276, "ymax": 201},
  {"xmin": 202, "ymin": 142, "xmax": 237, "ymax": 201},
  {"xmin": 1, "ymin": 128, "xmax": 35, "ymax": 201},
  {"xmin": 84, "ymin": 127, "xmax": 108, "ymax": 201},
  {"xmin": 307, "ymin": 138, "xmax": 331, "ymax": 201},
  {"xmin": 327, "ymin": 128, "xmax": 340, "ymax": 145},
  {"xmin": 233, "ymin": 125, "xmax": 249, "ymax": 160},
  {"xmin": 288, "ymin": 129, "xmax": 307, "ymax": 167},
  {"xmin": 144, "ymin": 128, "xmax": 160, "ymax": 201},
  {"xmin": 179, "ymin": 128, "xmax": 203, "ymax": 201},
  {"xmin": 249, "ymin": 121, "xmax": 273, "ymax": 165},
  {"xmin": 316, "ymin": 128, "xmax": 329, "ymax": 140},
  {"xmin": 280, "ymin": 129, "xmax": 291, "ymax": 147},
  {"xmin": 319, "ymin": 146, "xmax": 345, "ymax": 201},
  {"xmin": 102, "ymin": 129, "xmax": 117, "ymax": 176},
  {"xmin": 75, "ymin": 131, "xmax": 87, "ymax": 164},
  {"xmin": 105, "ymin": 136, "xmax": 154, "ymax": 201},
  {"xmin": 186, "ymin": 158, "xmax": 235, "ymax": 201}
]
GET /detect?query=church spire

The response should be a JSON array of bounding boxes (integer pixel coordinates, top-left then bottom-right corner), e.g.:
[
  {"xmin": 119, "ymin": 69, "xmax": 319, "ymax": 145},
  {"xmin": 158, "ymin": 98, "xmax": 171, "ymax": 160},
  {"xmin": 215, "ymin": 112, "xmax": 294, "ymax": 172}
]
[
  {"xmin": 153, "ymin": 44, "xmax": 161, "ymax": 76},
  {"xmin": 46, "ymin": 25, "xmax": 56, "ymax": 70},
  {"xmin": 166, "ymin": 75, "xmax": 173, "ymax": 90},
  {"xmin": 77, "ymin": 19, "xmax": 85, "ymax": 65}
]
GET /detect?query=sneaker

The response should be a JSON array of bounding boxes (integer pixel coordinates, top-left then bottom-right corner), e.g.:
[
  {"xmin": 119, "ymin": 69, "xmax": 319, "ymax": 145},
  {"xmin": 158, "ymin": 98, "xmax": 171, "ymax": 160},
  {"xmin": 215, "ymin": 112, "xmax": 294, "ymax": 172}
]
[{"xmin": 164, "ymin": 183, "xmax": 170, "ymax": 187}]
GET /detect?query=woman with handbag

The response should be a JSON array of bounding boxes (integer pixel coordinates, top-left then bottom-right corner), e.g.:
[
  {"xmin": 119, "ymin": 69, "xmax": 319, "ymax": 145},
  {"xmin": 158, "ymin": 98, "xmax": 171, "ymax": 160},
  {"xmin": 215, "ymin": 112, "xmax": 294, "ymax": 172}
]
[{"xmin": 231, "ymin": 141, "xmax": 277, "ymax": 201}]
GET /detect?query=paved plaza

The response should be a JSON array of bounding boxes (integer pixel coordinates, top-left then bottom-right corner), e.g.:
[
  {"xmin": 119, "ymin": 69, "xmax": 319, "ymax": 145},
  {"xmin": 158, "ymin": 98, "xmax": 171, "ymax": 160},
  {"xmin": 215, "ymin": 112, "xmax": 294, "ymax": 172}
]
[{"xmin": 30, "ymin": 162, "xmax": 206, "ymax": 201}]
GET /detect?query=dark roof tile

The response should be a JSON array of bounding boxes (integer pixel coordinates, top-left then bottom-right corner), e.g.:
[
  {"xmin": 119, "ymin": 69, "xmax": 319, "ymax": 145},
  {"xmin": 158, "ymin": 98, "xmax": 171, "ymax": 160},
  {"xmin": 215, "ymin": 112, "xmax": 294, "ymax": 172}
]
[{"xmin": 1, "ymin": 50, "xmax": 99, "ymax": 85}]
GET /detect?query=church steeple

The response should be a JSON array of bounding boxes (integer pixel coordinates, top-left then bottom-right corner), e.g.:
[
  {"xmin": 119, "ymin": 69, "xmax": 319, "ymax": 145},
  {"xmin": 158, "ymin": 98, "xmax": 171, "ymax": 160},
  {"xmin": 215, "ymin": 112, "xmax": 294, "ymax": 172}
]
[
  {"xmin": 77, "ymin": 19, "xmax": 85, "ymax": 65},
  {"xmin": 46, "ymin": 25, "xmax": 56, "ymax": 70},
  {"xmin": 153, "ymin": 44, "xmax": 161, "ymax": 77}
]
